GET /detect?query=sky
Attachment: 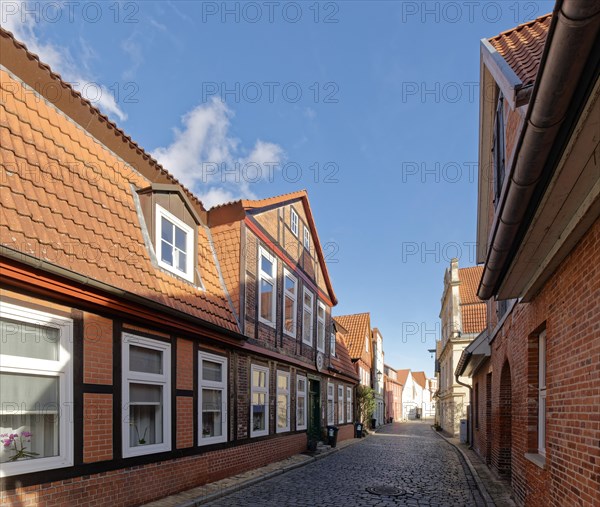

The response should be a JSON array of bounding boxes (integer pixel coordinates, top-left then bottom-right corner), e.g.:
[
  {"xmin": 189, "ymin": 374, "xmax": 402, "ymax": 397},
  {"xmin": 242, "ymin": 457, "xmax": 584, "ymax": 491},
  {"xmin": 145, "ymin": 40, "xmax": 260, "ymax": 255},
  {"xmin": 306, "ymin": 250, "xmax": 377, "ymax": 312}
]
[{"xmin": 2, "ymin": 0, "xmax": 555, "ymax": 376}]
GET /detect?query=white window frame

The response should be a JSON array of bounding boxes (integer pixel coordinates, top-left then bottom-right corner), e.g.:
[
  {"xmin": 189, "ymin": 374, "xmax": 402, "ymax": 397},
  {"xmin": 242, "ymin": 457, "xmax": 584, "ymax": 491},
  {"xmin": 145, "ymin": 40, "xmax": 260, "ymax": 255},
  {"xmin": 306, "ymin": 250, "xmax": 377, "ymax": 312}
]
[
  {"xmin": 365, "ymin": 334, "xmax": 369, "ymax": 353},
  {"xmin": 283, "ymin": 269, "xmax": 297, "ymax": 338},
  {"xmin": 303, "ymin": 226, "xmax": 310, "ymax": 250},
  {"xmin": 122, "ymin": 334, "xmax": 171, "ymax": 458},
  {"xmin": 290, "ymin": 208, "xmax": 299, "ymax": 237},
  {"xmin": 250, "ymin": 364, "xmax": 269, "ymax": 438},
  {"xmin": 330, "ymin": 330, "xmax": 336, "ymax": 357},
  {"xmin": 337, "ymin": 385, "xmax": 344, "ymax": 424},
  {"xmin": 302, "ymin": 288, "xmax": 314, "ymax": 346},
  {"xmin": 346, "ymin": 386, "xmax": 353, "ymax": 423},
  {"xmin": 276, "ymin": 371, "xmax": 290, "ymax": 433},
  {"xmin": 258, "ymin": 247, "xmax": 277, "ymax": 328},
  {"xmin": 0, "ymin": 303, "xmax": 73, "ymax": 477},
  {"xmin": 155, "ymin": 204, "xmax": 195, "ymax": 283},
  {"xmin": 316, "ymin": 302, "xmax": 326, "ymax": 353},
  {"xmin": 198, "ymin": 351, "xmax": 228, "ymax": 446},
  {"xmin": 296, "ymin": 375, "xmax": 307, "ymax": 430},
  {"xmin": 538, "ymin": 330, "xmax": 546, "ymax": 456},
  {"xmin": 327, "ymin": 382, "xmax": 335, "ymax": 425}
]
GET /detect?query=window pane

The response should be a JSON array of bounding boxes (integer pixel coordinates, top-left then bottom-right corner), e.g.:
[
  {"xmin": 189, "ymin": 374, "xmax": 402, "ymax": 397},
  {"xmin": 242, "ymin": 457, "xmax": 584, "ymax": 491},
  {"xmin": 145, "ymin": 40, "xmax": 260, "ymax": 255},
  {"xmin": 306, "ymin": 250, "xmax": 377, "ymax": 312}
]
[
  {"xmin": 161, "ymin": 217, "xmax": 173, "ymax": 242},
  {"xmin": 277, "ymin": 394, "xmax": 288, "ymax": 429},
  {"xmin": 252, "ymin": 369, "xmax": 266, "ymax": 388},
  {"xmin": 201, "ymin": 389, "xmax": 222, "ymax": 438},
  {"xmin": 260, "ymin": 280, "xmax": 274, "ymax": 321},
  {"xmin": 304, "ymin": 292, "xmax": 312, "ymax": 307},
  {"xmin": 202, "ymin": 360, "xmax": 222, "ymax": 383},
  {"xmin": 174, "ymin": 226, "xmax": 187, "ymax": 252},
  {"xmin": 0, "ymin": 317, "xmax": 60, "ymax": 361},
  {"xmin": 260, "ymin": 256, "xmax": 273, "ymax": 277},
  {"xmin": 298, "ymin": 378, "xmax": 305, "ymax": 392},
  {"xmin": 252, "ymin": 393, "xmax": 266, "ymax": 432},
  {"xmin": 318, "ymin": 305, "xmax": 325, "ymax": 319},
  {"xmin": 284, "ymin": 296, "xmax": 295, "ymax": 333},
  {"xmin": 285, "ymin": 276, "xmax": 295, "ymax": 294},
  {"xmin": 277, "ymin": 374, "xmax": 288, "ymax": 391},
  {"xmin": 177, "ymin": 251, "xmax": 187, "ymax": 273},
  {"xmin": 130, "ymin": 383, "xmax": 162, "ymax": 404},
  {"xmin": 130, "ymin": 345, "xmax": 163, "ymax": 374},
  {"xmin": 317, "ymin": 321, "xmax": 325, "ymax": 349},
  {"xmin": 130, "ymin": 404, "xmax": 162, "ymax": 447},
  {"xmin": 303, "ymin": 311, "xmax": 312, "ymax": 342},
  {"xmin": 0, "ymin": 373, "xmax": 59, "ymax": 463},
  {"xmin": 297, "ymin": 396, "xmax": 305, "ymax": 426},
  {"xmin": 161, "ymin": 240, "xmax": 174, "ymax": 265}
]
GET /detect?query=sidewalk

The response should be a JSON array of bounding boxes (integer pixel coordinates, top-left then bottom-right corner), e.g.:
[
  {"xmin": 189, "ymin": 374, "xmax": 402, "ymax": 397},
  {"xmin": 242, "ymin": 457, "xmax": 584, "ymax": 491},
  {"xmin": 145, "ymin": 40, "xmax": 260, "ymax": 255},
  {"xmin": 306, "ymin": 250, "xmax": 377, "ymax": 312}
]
[
  {"xmin": 142, "ymin": 435, "xmax": 366, "ymax": 507},
  {"xmin": 434, "ymin": 428, "xmax": 516, "ymax": 507}
]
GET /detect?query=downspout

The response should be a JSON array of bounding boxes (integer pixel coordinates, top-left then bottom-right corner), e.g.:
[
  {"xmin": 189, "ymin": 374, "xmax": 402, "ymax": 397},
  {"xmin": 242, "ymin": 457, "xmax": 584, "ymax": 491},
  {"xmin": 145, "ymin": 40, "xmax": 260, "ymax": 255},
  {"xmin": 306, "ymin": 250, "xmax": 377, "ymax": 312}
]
[
  {"xmin": 455, "ymin": 372, "xmax": 473, "ymax": 449},
  {"xmin": 479, "ymin": 0, "xmax": 600, "ymax": 299}
]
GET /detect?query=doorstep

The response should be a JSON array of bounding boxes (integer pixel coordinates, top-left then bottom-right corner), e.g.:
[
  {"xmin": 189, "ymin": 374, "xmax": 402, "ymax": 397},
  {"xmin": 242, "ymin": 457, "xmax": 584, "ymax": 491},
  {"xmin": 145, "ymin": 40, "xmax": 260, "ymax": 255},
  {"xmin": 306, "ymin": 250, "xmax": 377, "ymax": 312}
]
[
  {"xmin": 141, "ymin": 436, "xmax": 366, "ymax": 507},
  {"xmin": 433, "ymin": 428, "xmax": 515, "ymax": 507}
]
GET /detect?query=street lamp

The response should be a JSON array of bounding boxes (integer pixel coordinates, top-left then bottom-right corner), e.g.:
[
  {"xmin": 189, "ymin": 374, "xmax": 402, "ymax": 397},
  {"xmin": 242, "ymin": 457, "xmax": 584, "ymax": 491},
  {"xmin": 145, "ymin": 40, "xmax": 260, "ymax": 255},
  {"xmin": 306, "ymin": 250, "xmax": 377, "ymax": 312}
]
[{"xmin": 376, "ymin": 370, "xmax": 382, "ymax": 383}]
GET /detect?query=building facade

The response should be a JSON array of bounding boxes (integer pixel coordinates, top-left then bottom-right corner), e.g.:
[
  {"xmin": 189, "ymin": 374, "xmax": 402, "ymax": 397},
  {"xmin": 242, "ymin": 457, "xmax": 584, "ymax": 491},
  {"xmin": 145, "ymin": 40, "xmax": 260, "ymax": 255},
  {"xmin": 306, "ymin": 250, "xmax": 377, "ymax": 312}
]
[
  {"xmin": 0, "ymin": 28, "xmax": 357, "ymax": 507},
  {"xmin": 371, "ymin": 328, "xmax": 385, "ymax": 426},
  {"xmin": 436, "ymin": 260, "xmax": 486, "ymax": 435},
  {"xmin": 458, "ymin": 6, "xmax": 600, "ymax": 506},
  {"xmin": 383, "ymin": 365, "xmax": 403, "ymax": 422}
]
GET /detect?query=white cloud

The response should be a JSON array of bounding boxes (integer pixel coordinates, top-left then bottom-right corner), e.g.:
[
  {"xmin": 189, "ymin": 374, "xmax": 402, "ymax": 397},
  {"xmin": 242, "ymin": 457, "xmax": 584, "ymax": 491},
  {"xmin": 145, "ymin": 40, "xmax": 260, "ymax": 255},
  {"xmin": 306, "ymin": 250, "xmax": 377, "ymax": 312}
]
[
  {"xmin": 1, "ymin": 4, "xmax": 128, "ymax": 122},
  {"xmin": 152, "ymin": 98, "xmax": 285, "ymax": 208}
]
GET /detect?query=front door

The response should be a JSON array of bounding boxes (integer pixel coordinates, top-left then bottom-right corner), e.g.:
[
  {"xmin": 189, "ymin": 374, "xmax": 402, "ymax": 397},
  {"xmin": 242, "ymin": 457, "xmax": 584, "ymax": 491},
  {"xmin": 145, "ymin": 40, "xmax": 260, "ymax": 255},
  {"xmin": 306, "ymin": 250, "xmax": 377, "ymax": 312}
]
[{"xmin": 308, "ymin": 379, "xmax": 321, "ymax": 438}]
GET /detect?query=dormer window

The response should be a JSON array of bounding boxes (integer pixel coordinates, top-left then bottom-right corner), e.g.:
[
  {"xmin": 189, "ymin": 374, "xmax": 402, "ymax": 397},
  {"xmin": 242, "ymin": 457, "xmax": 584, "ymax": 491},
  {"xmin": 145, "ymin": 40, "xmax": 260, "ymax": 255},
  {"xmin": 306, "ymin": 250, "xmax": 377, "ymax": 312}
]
[{"xmin": 156, "ymin": 205, "xmax": 194, "ymax": 282}]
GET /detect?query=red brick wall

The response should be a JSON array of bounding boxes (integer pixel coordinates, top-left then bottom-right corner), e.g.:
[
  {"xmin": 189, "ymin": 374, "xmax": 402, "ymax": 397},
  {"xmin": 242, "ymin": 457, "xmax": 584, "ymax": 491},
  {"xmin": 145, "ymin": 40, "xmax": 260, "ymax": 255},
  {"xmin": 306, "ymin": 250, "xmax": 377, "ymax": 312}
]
[
  {"xmin": 83, "ymin": 312, "xmax": 112, "ymax": 385},
  {"xmin": 176, "ymin": 338, "xmax": 194, "ymax": 390},
  {"xmin": 1, "ymin": 433, "xmax": 308, "ymax": 507},
  {"xmin": 337, "ymin": 423, "xmax": 355, "ymax": 442},
  {"xmin": 484, "ymin": 219, "xmax": 600, "ymax": 507},
  {"xmin": 83, "ymin": 393, "xmax": 113, "ymax": 463},
  {"xmin": 176, "ymin": 396, "xmax": 194, "ymax": 449}
]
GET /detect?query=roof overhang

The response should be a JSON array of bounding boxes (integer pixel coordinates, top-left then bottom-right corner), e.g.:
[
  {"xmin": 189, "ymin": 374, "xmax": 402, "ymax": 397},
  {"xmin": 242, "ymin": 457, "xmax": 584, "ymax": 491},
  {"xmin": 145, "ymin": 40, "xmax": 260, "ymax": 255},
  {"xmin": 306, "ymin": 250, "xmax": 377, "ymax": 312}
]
[{"xmin": 456, "ymin": 330, "xmax": 490, "ymax": 377}]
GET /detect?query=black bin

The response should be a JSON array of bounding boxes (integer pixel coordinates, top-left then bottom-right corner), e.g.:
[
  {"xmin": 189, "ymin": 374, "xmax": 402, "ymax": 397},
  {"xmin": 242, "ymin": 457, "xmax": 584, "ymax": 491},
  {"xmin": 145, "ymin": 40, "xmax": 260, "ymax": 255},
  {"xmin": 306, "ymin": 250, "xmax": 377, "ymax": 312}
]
[
  {"xmin": 327, "ymin": 425, "xmax": 339, "ymax": 447},
  {"xmin": 354, "ymin": 422, "xmax": 363, "ymax": 438},
  {"xmin": 371, "ymin": 418, "xmax": 377, "ymax": 430}
]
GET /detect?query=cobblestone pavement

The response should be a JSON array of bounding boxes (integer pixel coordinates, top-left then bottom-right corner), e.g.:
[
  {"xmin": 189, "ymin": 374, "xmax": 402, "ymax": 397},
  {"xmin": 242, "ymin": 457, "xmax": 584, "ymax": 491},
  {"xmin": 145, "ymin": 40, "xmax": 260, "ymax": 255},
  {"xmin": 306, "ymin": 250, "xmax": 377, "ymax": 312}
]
[{"xmin": 205, "ymin": 422, "xmax": 486, "ymax": 507}]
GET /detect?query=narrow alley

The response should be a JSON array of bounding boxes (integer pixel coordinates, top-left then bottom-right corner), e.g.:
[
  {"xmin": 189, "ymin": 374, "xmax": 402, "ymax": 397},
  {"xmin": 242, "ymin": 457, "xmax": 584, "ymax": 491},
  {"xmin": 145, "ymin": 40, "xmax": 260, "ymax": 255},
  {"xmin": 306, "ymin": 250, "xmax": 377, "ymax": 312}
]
[{"xmin": 205, "ymin": 423, "xmax": 485, "ymax": 507}]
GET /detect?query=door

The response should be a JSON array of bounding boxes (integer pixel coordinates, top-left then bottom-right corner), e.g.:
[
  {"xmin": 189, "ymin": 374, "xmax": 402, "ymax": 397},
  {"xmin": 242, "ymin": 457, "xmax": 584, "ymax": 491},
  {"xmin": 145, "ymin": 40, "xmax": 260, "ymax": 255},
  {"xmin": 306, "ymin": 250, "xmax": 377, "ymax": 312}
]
[{"xmin": 308, "ymin": 379, "xmax": 321, "ymax": 437}]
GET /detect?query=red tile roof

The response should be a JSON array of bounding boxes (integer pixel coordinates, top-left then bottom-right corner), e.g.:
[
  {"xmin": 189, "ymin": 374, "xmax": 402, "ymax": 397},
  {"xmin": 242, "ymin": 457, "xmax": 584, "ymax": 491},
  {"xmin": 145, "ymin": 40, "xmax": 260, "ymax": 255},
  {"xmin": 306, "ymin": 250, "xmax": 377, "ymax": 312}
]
[
  {"xmin": 334, "ymin": 313, "xmax": 371, "ymax": 360},
  {"xmin": 395, "ymin": 369, "xmax": 410, "ymax": 387},
  {"xmin": 488, "ymin": 13, "xmax": 552, "ymax": 87},
  {"xmin": 331, "ymin": 330, "xmax": 359, "ymax": 381},
  {"xmin": 458, "ymin": 266, "xmax": 487, "ymax": 334},
  {"xmin": 0, "ymin": 29, "xmax": 239, "ymax": 332},
  {"xmin": 412, "ymin": 371, "xmax": 426, "ymax": 389}
]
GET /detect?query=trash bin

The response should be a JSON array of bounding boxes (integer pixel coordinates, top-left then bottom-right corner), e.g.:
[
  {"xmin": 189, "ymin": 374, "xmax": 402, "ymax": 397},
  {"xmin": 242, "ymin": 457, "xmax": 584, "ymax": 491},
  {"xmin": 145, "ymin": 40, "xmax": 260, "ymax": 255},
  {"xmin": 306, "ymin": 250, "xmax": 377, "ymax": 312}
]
[
  {"xmin": 354, "ymin": 422, "xmax": 363, "ymax": 438},
  {"xmin": 371, "ymin": 418, "xmax": 377, "ymax": 430},
  {"xmin": 327, "ymin": 425, "xmax": 339, "ymax": 447}
]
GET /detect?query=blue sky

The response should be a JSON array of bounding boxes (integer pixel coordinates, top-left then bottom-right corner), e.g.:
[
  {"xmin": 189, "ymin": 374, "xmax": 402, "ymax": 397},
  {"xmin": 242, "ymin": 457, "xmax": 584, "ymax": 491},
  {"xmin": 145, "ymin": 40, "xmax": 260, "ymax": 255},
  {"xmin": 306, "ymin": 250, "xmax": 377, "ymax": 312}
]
[{"xmin": 3, "ymin": 0, "xmax": 554, "ymax": 376}]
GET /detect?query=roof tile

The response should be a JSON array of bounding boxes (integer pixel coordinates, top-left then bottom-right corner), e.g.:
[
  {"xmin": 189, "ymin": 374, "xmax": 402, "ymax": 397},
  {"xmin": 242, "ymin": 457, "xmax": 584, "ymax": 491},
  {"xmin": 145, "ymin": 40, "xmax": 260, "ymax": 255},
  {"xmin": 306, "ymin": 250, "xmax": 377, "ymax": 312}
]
[{"xmin": 334, "ymin": 313, "xmax": 370, "ymax": 360}]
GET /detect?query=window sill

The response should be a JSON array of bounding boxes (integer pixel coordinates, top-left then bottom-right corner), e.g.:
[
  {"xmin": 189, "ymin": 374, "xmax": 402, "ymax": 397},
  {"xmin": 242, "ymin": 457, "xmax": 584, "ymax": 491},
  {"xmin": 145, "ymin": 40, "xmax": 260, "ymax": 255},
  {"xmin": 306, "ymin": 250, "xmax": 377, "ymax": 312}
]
[{"xmin": 524, "ymin": 452, "xmax": 546, "ymax": 469}]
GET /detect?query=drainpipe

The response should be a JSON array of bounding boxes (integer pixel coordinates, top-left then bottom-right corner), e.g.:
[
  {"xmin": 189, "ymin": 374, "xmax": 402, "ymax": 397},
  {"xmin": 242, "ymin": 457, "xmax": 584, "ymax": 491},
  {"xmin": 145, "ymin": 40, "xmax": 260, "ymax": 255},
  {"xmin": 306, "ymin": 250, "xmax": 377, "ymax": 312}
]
[
  {"xmin": 455, "ymin": 373, "xmax": 473, "ymax": 449},
  {"xmin": 478, "ymin": 0, "xmax": 600, "ymax": 299}
]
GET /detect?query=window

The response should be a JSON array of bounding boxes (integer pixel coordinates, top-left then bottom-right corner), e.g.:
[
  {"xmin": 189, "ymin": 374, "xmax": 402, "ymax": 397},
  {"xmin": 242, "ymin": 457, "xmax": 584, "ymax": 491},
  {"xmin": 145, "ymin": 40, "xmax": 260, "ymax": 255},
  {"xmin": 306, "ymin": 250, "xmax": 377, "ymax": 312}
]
[
  {"xmin": 337, "ymin": 385, "xmax": 344, "ymax": 424},
  {"xmin": 316, "ymin": 302, "xmax": 326, "ymax": 353},
  {"xmin": 258, "ymin": 247, "xmax": 277, "ymax": 327},
  {"xmin": 302, "ymin": 288, "xmax": 314, "ymax": 346},
  {"xmin": 290, "ymin": 208, "xmax": 299, "ymax": 237},
  {"xmin": 365, "ymin": 334, "xmax": 369, "ymax": 353},
  {"xmin": 327, "ymin": 383, "xmax": 335, "ymax": 425},
  {"xmin": 0, "ymin": 303, "xmax": 73, "ymax": 477},
  {"xmin": 538, "ymin": 331, "xmax": 546, "ymax": 456},
  {"xmin": 303, "ymin": 226, "xmax": 310, "ymax": 250},
  {"xmin": 251, "ymin": 365, "xmax": 269, "ymax": 437},
  {"xmin": 276, "ymin": 371, "xmax": 290, "ymax": 433},
  {"xmin": 283, "ymin": 269, "xmax": 297, "ymax": 337},
  {"xmin": 156, "ymin": 205, "xmax": 195, "ymax": 282},
  {"xmin": 330, "ymin": 331, "xmax": 336, "ymax": 357},
  {"xmin": 122, "ymin": 334, "xmax": 171, "ymax": 457},
  {"xmin": 492, "ymin": 92, "xmax": 506, "ymax": 206},
  {"xmin": 199, "ymin": 352, "xmax": 227, "ymax": 445},
  {"xmin": 346, "ymin": 386, "xmax": 353, "ymax": 423},
  {"xmin": 296, "ymin": 375, "xmax": 307, "ymax": 430}
]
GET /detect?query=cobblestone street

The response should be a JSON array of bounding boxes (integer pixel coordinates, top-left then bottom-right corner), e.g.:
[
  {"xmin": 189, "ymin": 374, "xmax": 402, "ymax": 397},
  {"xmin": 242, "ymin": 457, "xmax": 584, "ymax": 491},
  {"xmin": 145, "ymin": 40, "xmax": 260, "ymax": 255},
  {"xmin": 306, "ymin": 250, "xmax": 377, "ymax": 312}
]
[{"xmin": 205, "ymin": 422, "xmax": 486, "ymax": 507}]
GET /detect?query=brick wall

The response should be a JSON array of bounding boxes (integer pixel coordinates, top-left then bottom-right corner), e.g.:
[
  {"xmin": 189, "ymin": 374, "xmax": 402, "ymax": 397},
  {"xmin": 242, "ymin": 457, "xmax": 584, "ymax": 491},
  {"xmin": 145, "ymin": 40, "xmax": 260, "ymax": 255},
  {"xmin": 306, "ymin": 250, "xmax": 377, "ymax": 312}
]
[
  {"xmin": 83, "ymin": 393, "xmax": 113, "ymax": 463},
  {"xmin": 483, "ymin": 218, "xmax": 600, "ymax": 506},
  {"xmin": 1, "ymin": 433, "xmax": 308, "ymax": 507},
  {"xmin": 83, "ymin": 312, "xmax": 112, "ymax": 384}
]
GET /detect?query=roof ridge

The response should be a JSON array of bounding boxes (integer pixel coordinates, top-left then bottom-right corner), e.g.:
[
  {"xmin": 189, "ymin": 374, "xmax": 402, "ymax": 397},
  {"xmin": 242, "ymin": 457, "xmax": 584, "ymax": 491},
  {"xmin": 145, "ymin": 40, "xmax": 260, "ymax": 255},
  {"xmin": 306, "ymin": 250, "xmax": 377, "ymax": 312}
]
[{"xmin": 488, "ymin": 12, "xmax": 552, "ymax": 41}]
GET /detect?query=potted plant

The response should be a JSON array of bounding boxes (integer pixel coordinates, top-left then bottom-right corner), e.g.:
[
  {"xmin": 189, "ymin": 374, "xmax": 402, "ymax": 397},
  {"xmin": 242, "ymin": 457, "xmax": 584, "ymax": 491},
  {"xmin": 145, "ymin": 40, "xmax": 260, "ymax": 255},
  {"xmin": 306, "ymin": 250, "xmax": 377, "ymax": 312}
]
[{"xmin": 1, "ymin": 432, "xmax": 38, "ymax": 461}]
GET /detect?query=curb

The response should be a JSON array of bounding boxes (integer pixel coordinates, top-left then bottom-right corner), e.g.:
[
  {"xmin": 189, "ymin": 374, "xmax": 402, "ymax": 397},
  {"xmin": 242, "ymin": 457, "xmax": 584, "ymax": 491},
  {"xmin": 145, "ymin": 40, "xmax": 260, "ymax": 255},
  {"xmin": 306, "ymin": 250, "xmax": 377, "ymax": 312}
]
[
  {"xmin": 432, "ymin": 427, "xmax": 495, "ymax": 507},
  {"xmin": 174, "ymin": 439, "xmax": 362, "ymax": 506}
]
